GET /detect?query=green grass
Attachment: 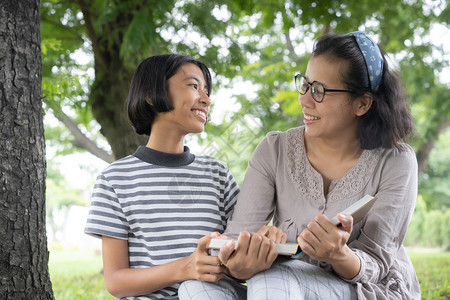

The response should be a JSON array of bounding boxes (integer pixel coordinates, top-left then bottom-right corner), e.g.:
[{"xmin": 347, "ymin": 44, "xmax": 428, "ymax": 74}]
[
  {"xmin": 408, "ymin": 250, "xmax": 450, "ymax": 300},
  {"xmin": 48, "ymin": 246, "xmax": 113, "ymax": 300},
  {"xmin": 48, "ymin": 246, "xmax": 449, "ymax": 299}
]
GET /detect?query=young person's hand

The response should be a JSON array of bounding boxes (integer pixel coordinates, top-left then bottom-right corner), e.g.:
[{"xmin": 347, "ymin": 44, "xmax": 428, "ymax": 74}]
[
  {"xmin": 297, "ymin": 213, "xmax": 353, "ymax": 263},
  {"xmin": 217, "ymin": 231, "xmax": 278, "ymax": 280},
  {"xmin": 257, "ymin": 225, "xmax": 287, "ymax": 243},
  {"xmin": 183, "ymin": 232, "xmax": 226, "ymax": 282}
]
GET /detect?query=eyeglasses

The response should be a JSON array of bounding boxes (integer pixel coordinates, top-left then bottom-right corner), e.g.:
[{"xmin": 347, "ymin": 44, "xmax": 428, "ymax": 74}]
[{"xmin": 294, "ymin": 73, "xmax": 354, "ymax": 103}]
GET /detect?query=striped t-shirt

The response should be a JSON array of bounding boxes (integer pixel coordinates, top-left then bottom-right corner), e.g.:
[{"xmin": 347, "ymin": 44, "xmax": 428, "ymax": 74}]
[{"xmin": 84, "ymin": 146, "xmax": 239, "ymax": 300}]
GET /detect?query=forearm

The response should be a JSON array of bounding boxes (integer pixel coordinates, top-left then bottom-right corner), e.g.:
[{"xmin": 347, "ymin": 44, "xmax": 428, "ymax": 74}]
[
  {"xmin": 330, "ymin": 245, "xmax": 361, "ymax": 280},
  {"xmin": 105, "ymin": 256, "xmax": 190, "ymax": 298}
]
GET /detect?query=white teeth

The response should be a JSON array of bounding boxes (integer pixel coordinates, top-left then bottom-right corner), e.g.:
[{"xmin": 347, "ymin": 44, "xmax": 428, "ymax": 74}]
[
  {"xmin": 193, "ymin": 110, "xmax": 206, "ymax": 118},
  {"xmin": 304, "ymin": 114, "xmax": 320, "ymax": 120}
]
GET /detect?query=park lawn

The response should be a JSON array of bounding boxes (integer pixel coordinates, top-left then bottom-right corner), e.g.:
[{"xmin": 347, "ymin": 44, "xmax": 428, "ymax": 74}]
[
  {"xmin": 408, "ymin": 250, "xmax": 450, "ymax": 300},
  {"xmin": 48, "ymin": 247, "xmax": 449, "ymax": 299},
  {"xmin": 48, "ymin": 246, "xmax": 113, "ymax": 300}
]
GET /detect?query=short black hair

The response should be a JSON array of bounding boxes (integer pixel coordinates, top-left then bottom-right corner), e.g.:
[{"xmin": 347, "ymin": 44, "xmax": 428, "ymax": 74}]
[
  {"xmin": 312, "ymin": 33, "xmax": 414, "ymax": 150},
  {"xmin": 126, "ymin": 54, "xmax": 212, "ymax": 135}
]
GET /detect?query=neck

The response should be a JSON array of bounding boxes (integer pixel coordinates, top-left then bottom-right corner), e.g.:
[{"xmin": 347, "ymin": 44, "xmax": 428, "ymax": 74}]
[
  {"xmin": 305, "ymin": 133, "xmax": 362, "ymax": 162},
  {"xmin": 146, "ymin": 124, "xmax": 186, "ymax": 154}
]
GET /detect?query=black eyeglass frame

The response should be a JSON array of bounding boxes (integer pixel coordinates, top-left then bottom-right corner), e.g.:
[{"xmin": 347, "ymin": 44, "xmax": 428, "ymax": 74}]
[{"xmin": 294, "ymin": 73, "xmax": 354, "ymax": 103}]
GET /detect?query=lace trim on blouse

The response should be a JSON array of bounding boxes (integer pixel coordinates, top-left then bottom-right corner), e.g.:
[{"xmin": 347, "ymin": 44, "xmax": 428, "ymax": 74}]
[{"xmin": 286, "ymin": 127, "xmax": 381, "ymax": 204}]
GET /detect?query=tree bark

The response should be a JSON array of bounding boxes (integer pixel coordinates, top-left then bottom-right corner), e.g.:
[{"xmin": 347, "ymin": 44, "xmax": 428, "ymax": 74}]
[{"xmin": 0, "ymin": 0, "xmax": 54, "ymax": 299}]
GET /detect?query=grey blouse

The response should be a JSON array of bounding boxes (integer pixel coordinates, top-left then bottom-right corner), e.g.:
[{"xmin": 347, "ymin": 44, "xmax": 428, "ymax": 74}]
[{"xmin": 225, "ymin": 126, "xmax": 421, "ymax": 299}]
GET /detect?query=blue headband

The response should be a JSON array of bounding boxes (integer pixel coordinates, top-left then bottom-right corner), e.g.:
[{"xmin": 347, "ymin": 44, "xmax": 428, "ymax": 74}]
[{"xmin": 348, "ymin": 31, "xmax": 383, "ymax": 93}]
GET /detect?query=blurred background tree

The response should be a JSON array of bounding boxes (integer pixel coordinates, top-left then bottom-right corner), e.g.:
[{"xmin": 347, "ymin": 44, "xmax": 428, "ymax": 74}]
[{"xmin": 41, "ymin": 0, "xmax": 449, "ymax": 246}]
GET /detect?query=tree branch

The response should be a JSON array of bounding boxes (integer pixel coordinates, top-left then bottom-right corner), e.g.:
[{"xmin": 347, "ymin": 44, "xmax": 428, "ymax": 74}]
[
  {"xmin": 44, "ymin": 99, "xmax": 114, "ymax": 163},
  {"xmin": 416, "ymin": 117, "xmax": 450, "ymax": 174},
  {"xmin": 76, "ymin": 0, "xmax": 109, "ymax": 71},
  {"xmin": 284, "ymin": 30, "xmax": 298, "ymax": 61},
  {"xmin": 40, "ymin": 17, "xmax": 84, "ymax": 42}
]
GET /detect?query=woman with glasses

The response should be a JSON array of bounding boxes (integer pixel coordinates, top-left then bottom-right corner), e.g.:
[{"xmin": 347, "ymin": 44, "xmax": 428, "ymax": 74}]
[{"xmin": 181, "ymin": 31, "xmax": 420, "ymax": 299}]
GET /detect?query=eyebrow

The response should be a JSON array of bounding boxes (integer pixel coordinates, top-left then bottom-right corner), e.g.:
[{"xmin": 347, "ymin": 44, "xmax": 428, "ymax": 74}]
[
  {"xmin": 183, "ymin": 76, "xmax": 202, "ymax": 83},
  {"xmin": 183, "ymin": 75, "xmax": 210, "ymax": 91}
]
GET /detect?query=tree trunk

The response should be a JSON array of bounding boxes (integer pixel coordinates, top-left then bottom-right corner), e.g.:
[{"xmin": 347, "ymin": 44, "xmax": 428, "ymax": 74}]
[
  {"xmin": 0, "ymin": 0, "xmax": 54, "ymax": 299},
  {"xmin": 90, "ymin": 61, "xmax": 148, "ymax": 160},
  {"xmin": 416, "ymin": 118, "xmax": 450, "ymax": 174}
]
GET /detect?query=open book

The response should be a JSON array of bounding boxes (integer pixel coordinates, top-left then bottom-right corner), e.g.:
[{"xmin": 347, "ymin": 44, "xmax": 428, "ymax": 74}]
[{"xmin": 208, "ymin": 194, "xmax": 377, "ymax": 256}]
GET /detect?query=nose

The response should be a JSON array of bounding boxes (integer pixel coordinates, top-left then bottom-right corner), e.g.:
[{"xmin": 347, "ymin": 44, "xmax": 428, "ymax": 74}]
[
  {"xmin": 298, "ymin": 88, "xmax": 315, "ymax": 108},
  {"xmin": 200, "ymin": 90, "xmax": 211, "ymax": 107}
]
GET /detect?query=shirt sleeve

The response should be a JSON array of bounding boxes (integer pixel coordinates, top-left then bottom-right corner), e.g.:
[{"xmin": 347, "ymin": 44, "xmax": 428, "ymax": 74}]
[
  {"xmin": 224, "ymin": 132, "xmax": 280, "ymax": 238},
  {"xmin": 344, "ymin": 145, "xmax": 418, "ymax": 284},
  {"xmin": 84, "ymin": 173, "xmax": 130, "ymax": 240},
  {"xmin": 222, "ymin": 167, "xmax": 240, "ymax": 222}
]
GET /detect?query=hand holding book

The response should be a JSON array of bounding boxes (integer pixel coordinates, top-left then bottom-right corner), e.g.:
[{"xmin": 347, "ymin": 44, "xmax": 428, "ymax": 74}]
[{"xmin": 208, "ymin": 195, "xmax": 377, "ymax": 256}]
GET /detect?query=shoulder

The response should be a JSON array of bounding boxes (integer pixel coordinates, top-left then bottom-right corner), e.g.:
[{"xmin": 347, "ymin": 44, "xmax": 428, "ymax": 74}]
[
  {"xmin": 195, "ymin": 154, "xmax": 229, "ymax": 169},
  {"xmin": 257, "ymin": 126, "xmax": 303, "ymax": 150},
  {"xmin": 380, "ymin": 143, "xmax": 417, "ymax": 168},
  {"xmin": 253, "ymin": 126, "xmax": 304, "ymax": 159},
  {"xmin": 193, "ymin": 155, "xmax": 234, "ymax": 178},
  {"xmin": 377, "ymin": 143, "xmax": 418, "ymax": 183},
  {"xmin": 95, "ymin": 155, "xmax": 147, "ymax": 184}
]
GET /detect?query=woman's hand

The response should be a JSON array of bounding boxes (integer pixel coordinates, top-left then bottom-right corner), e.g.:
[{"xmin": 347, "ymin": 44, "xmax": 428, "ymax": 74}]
[
  {"xmin": 183, "ymin": 232, "xmax": 226, "ymax": 282},
  {"xmin": 297, "ymin": 213, "xmax": 353, "ymax": 263},
  {"xmin": 257, "ymin": 225, "xmax": 287, "ymax": 243},
  {"xmin": 217, "ymin": 231, "xmax": 278, "ymax": 280}
]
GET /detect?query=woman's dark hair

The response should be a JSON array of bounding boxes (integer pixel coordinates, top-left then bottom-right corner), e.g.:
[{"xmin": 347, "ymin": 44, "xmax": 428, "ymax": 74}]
[
  {"xmin": 126, "ymin": 54, "xmax": 212, "ymax": 135},
  {"xmin": 312, "ymin": 33, "xmax": 414, "ymax": 150}
]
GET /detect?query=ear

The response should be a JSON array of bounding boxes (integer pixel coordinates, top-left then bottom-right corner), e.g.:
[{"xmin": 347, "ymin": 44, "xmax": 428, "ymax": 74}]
[
  {"xmin": 355, "ymin": 93, "xmax": 373, "ymax": 117},
  {"xmin": 146, "ymin": 96, "xmax": 153, "ymax": 107}
]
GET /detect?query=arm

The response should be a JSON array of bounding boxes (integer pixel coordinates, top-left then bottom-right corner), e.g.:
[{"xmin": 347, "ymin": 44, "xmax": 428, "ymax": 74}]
[
  {"xmin": 345, "ymin": 147, "xmax": 418, "ymax": 283},
  {"xmin": 102, "ymin": 232, "xmax": 225, "ymax": 298},
  {"xmin": 225, "ymin": 133, "xmax": 280, "ymax": 237},
  {"xmin": 300, "ymin": 146, "xmax": 418, "ymax": 283},
  {"xmin": 215, "ymin": 134, "xmax": 285, "ymax": 278}
]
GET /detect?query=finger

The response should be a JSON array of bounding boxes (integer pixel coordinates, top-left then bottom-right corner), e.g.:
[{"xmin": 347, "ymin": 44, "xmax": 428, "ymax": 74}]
[
  {"xmin": 201, "ymin": 255, "xmax": 223, "ymax": 266},
  {"xmin": 273, "ymin": 228, "xmax": 287, "ymax": 243},
  {"xmin": 337, "ymin": 213, "xmax": 353, "ymax": 233},
  {"xmin": 198, "ymin": 272, "xmax": 224, "ymax": 282},
  {"xmin": 266, "ymin": 229, "xmax": 276, "ymax": 242},
  {"xmin": 236, "ymin": 231, "xmax": 252, "ymax": 254},
  {"xmin": 280, "ymin": 231, "xmax": 287, "ymax": 243},
  {"xmin": 314, "ymin": 214, "xmax": 334, "ymax": 233},
  {"xmin": 197, "ymin": 233, "xmax": 216, "ymax": 253},
  {"xmin": 306, "ymin": 220, "xmax": 324, "ymax": 243},
  {"xmin": 257, "ymin": 225, "xmax": 269, "ymax": 236},
  {"xmin": 257, "ymin": 236, "xmax": 272, "ymax": 262},
  {"xmin": 265, "ymin": 241, "xmax": 278, "ymax": 265},
  {"xmin": 247, "ymin": 232, "xmax": 263, "ymax": 258},
  {"xmin": 297, "ymin": 233, "xmax": 315, "ymax": 255},
  {"xmin": 218, "ymin": 239, "xmax": 235, "ymax": 265},
  {"xmin": 198, "ymin": 264, "xmax": 226, "ymax": 275}
]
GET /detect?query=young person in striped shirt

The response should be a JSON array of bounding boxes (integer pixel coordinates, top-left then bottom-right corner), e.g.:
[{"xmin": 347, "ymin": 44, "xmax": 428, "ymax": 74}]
[{"xmin": 85, "ymin": 54, "xmax": 265, "ymax": 299}]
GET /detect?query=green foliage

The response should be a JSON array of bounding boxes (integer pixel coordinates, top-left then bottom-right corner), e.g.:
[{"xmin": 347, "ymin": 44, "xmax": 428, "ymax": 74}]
[
  {"xmin": 406, "ymin": 195, "xmax": 450, "ymax": 248},
  {"xmin": 405, "ymin": 195, "xmax": 427, "ymax": 246},
  {"xmin": 46, "ymin": 160, "xmax": 86, "ymax": 210},
  {"xmin": 422, "ymin": 210, "xmax": 450, "ymax": 248},
  {"xmin": 418, "ymin": 129, "xmax": 450, "ymax": 210},
  {"xmin": 41, "ymin": 0, "xmax": 449, "ymax": 214}
]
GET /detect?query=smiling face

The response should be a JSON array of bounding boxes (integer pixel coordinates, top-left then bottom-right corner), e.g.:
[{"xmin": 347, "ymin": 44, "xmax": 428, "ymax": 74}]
[
  {"xmin": 152, "ymin": 63, "xmax": 211, "ymax": 136},
  {"xmin": 299, "ymin": 55, "xmax": 363, "ymax": 142}
]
